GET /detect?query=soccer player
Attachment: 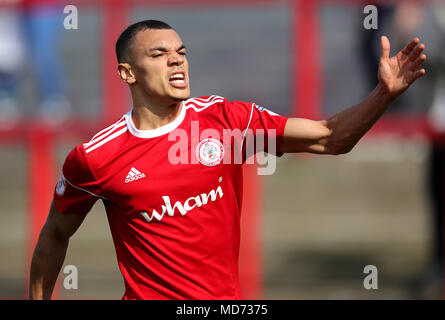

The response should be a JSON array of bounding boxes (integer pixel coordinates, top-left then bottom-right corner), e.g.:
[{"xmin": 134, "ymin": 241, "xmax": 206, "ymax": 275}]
[{"xmin": 29, "ymin": 20, "xmax": 427, "ymax": 300}]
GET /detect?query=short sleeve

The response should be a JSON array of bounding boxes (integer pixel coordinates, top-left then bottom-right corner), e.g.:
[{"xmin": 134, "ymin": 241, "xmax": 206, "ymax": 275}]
[
  {"xmin": 54, "ymin": 145, "xmax": 104, "ymax": 215},
  {"xmin": 224, "ymin": 100, "xmax": 288, "ymax": 158}
]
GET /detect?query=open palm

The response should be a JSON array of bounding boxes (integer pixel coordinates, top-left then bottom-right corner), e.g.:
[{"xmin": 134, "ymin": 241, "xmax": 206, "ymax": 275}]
[{"xmin": 378, "ymin": 36, "xmax": 426, "ymax": 97}]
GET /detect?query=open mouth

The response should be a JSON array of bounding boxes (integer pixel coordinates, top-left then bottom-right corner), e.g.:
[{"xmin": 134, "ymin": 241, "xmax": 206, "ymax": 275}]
[{"xmin": 169, "ymin": 72, "xmax": 187, "ymax": 88}]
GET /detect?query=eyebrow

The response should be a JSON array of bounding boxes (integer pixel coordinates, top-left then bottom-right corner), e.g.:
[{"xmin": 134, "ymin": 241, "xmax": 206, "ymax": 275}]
[{"xmin": 148, "ymin": 44, "xmax": 187, "ymax": 52}]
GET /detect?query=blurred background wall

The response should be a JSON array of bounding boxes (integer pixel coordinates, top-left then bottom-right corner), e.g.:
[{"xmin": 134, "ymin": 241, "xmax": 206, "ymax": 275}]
[{"xmin": 0, "ymin": 0, "xmax": 444, "ymax": 299}]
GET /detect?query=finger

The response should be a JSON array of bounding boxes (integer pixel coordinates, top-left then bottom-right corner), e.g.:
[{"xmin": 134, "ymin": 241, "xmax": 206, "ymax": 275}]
[
  {"xmin": 401, "ymin": 37, "xmax": 420, "ymax": 56},
  {"xmin": 409, "ymin": 54, "xmax": 427, "ymax": 70},
  {"xmin": 408, "ymin": 43, "xmax": 425, "ymax": 61},
  {"xmin": 381, "ymin": 35, "xmax": 390, "ymax": 59},
  {"xmin": 411, "ymin": 68, "xmax": 426, "ymax": 83}
]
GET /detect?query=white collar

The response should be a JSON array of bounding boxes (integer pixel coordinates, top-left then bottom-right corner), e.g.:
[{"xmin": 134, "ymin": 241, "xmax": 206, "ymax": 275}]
[{"xmin": 125, "ymin": 102, "xmax": 186, "ymax": 138}]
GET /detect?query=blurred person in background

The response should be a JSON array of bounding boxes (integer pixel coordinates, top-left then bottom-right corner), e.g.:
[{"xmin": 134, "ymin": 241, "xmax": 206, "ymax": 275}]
[
  {"xmin": 0, "ymin": 0, "xmax": 25, "ymax": 128},
  {"xmin": 361, "ymin": 0, "xmax": 427, "ymax": 114},
  {"xmin": 390, "ymin": 0, "xmax": 445, "ymax": 297},
  {"xmin": 22, "ymin": 0, "xmax": 70, "ymax": 125},
  {"xmin": 424, "ymin": 0, "xmax": 445, "ymax": 298},
  {"xmin": 361, "ymin": 1, "xmax": 395, "ymax": 90}
]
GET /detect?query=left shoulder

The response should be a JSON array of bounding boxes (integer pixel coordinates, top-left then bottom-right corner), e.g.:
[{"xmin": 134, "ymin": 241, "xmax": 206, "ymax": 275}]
[
  {"xmin": 184, "ymin": 95, "xmax": 258, "ymax": 115},
  {"xmin": 184, "ymin": 95, "xmax": 227, "ymax": 112}
]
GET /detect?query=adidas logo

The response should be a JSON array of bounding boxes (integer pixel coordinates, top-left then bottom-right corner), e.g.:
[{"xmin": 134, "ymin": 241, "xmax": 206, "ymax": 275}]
[{"xmin": 125, "ymin": 167, "xmax": 146, "ymax": 183}]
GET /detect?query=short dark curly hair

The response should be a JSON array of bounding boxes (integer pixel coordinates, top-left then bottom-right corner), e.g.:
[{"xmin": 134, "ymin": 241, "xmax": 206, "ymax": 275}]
[{"xmin": 115, "ymin": 20, "xmax": 173, "ymax": 63}]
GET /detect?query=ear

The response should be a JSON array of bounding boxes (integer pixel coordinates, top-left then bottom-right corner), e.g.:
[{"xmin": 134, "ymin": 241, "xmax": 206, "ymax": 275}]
[{"xmin": 117, "ymin": 63, "xmax": 136, "ymax": 84}]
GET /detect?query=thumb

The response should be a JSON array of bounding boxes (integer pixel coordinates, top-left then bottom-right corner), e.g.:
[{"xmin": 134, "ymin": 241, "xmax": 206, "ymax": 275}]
[{"xmin": 381, "ymin": 35, "xmax": 390, "ymax": 59}]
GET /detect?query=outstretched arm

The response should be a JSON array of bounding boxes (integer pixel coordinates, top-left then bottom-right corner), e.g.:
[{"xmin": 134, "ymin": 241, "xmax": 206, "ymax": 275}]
[
  {"xmin": 29, "ymin": 201, "xmax": 86, "ymax": 299},
  {"xmin": 279, "ymin": 36, "xmax": 426, "ymax": 155}
]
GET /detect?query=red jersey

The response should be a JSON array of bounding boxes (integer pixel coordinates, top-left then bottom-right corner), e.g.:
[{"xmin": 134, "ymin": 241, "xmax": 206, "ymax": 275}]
[{"xmin": 54, "ymin": 96, "xmax": 288, "ymax": 300}]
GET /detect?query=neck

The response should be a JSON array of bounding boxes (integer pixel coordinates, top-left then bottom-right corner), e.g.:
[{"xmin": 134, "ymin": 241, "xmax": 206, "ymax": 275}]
[{"xmin": 131, "ymin": 90, "xmax": 183, "ymax": 131}]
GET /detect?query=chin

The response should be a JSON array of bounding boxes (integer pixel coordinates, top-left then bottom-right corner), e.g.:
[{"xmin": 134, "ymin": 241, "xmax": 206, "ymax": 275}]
[
  {"xmin": 172, "ymin": 96, "xmax": 188, "ymax": 102},
  {"xmin": 170, "ymin": 92, "xmax": 190, "ymax": 102}
]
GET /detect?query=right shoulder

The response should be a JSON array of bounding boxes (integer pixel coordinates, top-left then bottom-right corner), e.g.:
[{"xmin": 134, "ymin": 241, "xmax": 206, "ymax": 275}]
[
  {"xmin": 81, "ymin": 114, "xmax": 128, "ymax": 155},
  {"xmin": 63, "ymin": 144, "xmax": 97, "ymax": 186},
  {"xmin": 64, "ymin": 114, "xmax": 128, "ymax": 180}
]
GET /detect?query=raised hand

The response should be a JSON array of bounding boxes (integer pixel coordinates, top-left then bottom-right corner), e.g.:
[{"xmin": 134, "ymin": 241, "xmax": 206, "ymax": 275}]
[{"xmin": 377, "ymin": 36, "xmax": 426, "ymax": 98}]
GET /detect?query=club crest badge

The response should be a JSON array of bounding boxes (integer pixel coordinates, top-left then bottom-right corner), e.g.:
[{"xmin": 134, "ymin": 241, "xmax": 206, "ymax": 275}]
[
  {"xmin": 196, "ymin": 138, "xmax": 224, "ymax": 167},
  {"xmin": 56, "ymin": 174, "xmax": 67, "ymax": 196}
]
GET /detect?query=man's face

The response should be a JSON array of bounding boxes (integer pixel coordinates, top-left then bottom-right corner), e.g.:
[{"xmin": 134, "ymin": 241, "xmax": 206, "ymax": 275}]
[{"xmin": 128, "ymin": 29, "xmax": 190, "ymax": 103}]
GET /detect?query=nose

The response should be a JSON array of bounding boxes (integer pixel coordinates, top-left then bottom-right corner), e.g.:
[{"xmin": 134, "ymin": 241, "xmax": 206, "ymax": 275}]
[{"xmin": 168, "ymin": 52, "xmax": 185, "ymax": 66}]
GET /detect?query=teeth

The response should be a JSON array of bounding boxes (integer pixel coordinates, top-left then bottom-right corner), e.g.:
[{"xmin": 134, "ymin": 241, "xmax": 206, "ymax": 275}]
[{"xmin": 170, "ymin": 74, "xmax": 184, "ymax": 80}]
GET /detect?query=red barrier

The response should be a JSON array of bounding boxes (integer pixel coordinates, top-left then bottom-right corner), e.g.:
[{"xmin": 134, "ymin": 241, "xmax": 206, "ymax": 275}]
[
  {"xmin": 292, "ymin": 0, "xmax": 322, "ymax": 120},
  {"xmin": 26, "ymin": 126, "xmax": 58, "ymax": 299},
  {"xmin": 101, "ymin": 0, "xmax": 129, "ymax": 125},
  {"xmin": 240, "ymin": 164, "xmax": 263, "ymax": 299}
]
